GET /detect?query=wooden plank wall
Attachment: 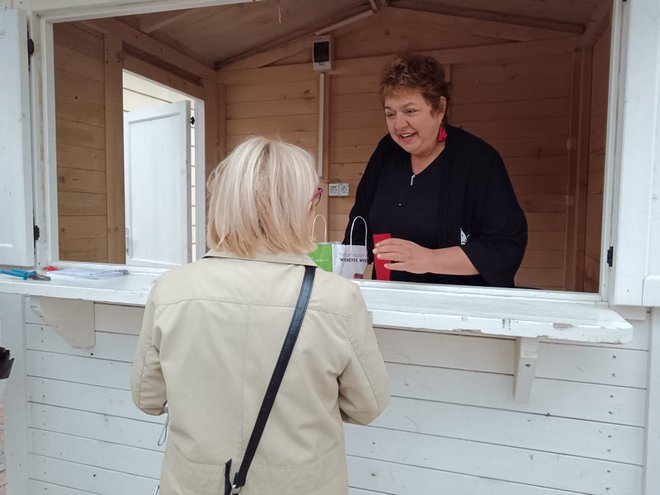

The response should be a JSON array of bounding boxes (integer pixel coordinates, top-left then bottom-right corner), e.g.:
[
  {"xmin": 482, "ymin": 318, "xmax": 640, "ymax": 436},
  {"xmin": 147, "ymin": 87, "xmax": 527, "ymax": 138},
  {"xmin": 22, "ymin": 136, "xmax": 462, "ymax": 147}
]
[
  {"xmin": 52, "ymin": 9, "xmax": 609, "ymax": 290},
  {"xmin": 216, "ymin": 9, "xmax": 603, "ymax": 290},
  {"xmin": 584, "ymin": 28, "xmax": 611, "ymax": 292},
  {"xmin": 55, "ymin": 18, "xmax": 219, "ymax": 266},
  {"xmin": 325, "ymin": 57, "xmax": 384, "ymax": 243},
  {"xmin": 22, "ymin": 300, "xmax": 162, "ymax": 494},
  {"xmin": 348, "ymin": 322, "xmax": 649, "ymax": 494},
  {"xmin": 54, "ymin": 24, "xmax": 109, "ymax": 263},
  {"xmin": 16, "ymin": 299, "xmax": 650, "ymax": 495},
  {"xmin": 219, "ymin": 64, "xmax": 319, "ymax": 159},
  {"xmin": 451, "ymin": 56, "xmax": 571, "ymax": 290}
]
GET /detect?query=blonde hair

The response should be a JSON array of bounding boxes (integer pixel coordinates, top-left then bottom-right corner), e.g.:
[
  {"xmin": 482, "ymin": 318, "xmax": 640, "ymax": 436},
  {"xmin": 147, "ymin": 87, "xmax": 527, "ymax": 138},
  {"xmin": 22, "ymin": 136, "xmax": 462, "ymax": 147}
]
[{"xmin": 206, "ymin": 136, "xmax": 318, "ymax": 257}]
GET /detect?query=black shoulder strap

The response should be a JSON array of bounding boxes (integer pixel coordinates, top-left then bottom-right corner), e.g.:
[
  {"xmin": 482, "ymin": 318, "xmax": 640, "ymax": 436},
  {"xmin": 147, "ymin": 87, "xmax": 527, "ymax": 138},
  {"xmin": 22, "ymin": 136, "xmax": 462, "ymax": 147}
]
[{"xmin": 227, "ymin": 264, "xmax": 316, "ymax": 494}]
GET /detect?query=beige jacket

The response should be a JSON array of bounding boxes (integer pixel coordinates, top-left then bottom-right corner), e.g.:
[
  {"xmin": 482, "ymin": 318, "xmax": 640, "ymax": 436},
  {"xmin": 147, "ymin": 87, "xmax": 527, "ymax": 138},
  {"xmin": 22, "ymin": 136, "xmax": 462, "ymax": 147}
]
[{"xmin": 131, "ymin": 250, "xmax": 389, "ymax": 495}]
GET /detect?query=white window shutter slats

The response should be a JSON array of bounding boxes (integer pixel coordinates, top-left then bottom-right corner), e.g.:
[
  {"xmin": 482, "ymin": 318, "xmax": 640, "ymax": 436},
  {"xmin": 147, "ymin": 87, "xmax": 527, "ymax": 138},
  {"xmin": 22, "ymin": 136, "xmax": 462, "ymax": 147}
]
[{"xmin": 0, "ymin": 9, "xmax": 35, "ymax": 267}]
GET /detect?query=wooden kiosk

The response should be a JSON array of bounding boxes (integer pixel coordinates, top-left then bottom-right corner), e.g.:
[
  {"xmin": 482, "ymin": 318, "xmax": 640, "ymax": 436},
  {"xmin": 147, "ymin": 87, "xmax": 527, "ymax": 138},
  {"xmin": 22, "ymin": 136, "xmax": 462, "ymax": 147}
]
[{"xmin": 0, "ymin": 1, "xmax": 659, "ymax": 494}]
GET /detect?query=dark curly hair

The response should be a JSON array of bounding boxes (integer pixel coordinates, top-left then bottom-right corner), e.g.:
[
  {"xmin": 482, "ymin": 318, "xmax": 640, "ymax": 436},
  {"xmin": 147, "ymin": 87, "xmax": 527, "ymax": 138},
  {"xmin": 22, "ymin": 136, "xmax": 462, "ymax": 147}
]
[{"xmin": 378, "ymin": 53, "xmax": 450, "ymax": 121}]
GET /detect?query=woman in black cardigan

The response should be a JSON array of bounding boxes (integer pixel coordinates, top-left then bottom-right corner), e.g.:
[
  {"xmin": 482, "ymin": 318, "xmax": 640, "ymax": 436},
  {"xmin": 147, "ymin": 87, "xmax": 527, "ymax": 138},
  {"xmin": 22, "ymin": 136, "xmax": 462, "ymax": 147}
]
[{"xmin": 343, "ymin": 53, "xmax": 527, "ymax": 288}]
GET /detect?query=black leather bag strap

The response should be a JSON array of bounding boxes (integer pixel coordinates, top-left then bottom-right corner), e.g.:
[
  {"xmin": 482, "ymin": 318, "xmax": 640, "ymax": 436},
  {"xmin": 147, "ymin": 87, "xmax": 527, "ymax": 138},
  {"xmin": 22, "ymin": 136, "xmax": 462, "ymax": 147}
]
[{"xmin": 227, "ymin": 264, "xmax": 316, "ymax": 494}]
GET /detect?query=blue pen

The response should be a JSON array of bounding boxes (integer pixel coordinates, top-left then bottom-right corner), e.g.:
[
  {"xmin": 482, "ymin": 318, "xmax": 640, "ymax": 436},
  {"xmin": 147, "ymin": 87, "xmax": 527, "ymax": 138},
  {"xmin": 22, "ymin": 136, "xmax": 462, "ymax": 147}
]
[
  {"xmin": 0, "ymin": 269, "xmax": 32, "ymax": 279},
  {"xmin": 0, "ymin": 269, "xmax": 50, "ymax": 281}
]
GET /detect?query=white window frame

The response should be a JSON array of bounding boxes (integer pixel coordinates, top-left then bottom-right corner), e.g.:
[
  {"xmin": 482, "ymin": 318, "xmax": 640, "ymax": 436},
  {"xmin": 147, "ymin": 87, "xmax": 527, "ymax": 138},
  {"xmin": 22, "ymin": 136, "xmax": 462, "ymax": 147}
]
[
  {"xmin": 30, "ymin": 2, "xmax": 220, "ymax": 269},
  {"xmin": 606, "ymin": 0, "xmax": 660, "ymax": 307},
  {"xmin": 24, "ymin": 0, "xmax": 635, "ymax": 306}
]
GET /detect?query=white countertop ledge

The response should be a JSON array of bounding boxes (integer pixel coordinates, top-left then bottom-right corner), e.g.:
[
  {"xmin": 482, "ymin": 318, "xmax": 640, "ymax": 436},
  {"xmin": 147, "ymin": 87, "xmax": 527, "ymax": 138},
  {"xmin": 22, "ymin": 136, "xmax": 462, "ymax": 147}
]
[{"xmin": 0, "ymin": 272, "xmax": 633, "ymax": 344}]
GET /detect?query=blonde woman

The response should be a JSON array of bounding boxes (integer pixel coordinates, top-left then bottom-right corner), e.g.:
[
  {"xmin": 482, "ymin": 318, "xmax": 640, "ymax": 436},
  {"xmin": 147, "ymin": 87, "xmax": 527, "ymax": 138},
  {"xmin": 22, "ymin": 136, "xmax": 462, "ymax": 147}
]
[{"xmin": 131, "ymin": 136, "xmax": 390, "ymax": 495}]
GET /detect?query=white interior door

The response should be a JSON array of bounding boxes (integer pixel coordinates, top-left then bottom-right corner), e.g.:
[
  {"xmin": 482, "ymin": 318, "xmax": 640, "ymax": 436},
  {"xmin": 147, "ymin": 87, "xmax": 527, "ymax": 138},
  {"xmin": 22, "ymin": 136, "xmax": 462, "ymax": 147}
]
[
  {"xmin": 123, "ymin": 100, "xmax": 191, "ymax": 268},
  {"xmin": 0, "ymin": 9, "xmax": 35, "ymax": 267}
]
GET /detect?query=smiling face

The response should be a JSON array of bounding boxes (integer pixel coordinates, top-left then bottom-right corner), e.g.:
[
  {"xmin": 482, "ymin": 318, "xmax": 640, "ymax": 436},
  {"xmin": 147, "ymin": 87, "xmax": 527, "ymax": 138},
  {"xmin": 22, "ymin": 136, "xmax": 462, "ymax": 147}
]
[{"xmin": 384, "ymin": 90, "xmax": 446, "ymax": 159}]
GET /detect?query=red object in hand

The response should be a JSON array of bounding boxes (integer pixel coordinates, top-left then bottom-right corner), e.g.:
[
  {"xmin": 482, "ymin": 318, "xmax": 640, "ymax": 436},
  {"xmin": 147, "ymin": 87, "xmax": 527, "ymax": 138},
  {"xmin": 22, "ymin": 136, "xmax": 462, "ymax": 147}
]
[{"xmin": 373, "ymin": 233, "xmax": 392, "ymax": 281}]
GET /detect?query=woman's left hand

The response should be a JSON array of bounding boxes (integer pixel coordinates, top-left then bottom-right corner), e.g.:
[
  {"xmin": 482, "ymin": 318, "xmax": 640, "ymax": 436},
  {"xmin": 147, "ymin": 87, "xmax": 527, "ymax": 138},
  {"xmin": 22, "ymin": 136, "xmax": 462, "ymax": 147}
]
[{"xmin": 373, "ymin": 238, "xmax": 433, "ymax": 274}]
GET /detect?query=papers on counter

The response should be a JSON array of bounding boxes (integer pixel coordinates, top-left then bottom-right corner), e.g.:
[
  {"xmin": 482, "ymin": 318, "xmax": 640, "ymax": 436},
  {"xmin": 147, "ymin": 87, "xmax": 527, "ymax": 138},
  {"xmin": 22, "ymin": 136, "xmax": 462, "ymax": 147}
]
[{"xmin": 47, "ymin": 267, "xmax": 129, "ymax": 280}]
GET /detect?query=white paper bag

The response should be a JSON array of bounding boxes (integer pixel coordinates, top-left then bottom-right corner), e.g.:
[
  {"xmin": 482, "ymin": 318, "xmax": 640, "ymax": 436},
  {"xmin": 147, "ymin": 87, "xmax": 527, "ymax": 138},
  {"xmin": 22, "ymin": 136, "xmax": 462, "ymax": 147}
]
[{"xmin": 332, "ymin": 216, "xmax": 368, "ymax": 279}]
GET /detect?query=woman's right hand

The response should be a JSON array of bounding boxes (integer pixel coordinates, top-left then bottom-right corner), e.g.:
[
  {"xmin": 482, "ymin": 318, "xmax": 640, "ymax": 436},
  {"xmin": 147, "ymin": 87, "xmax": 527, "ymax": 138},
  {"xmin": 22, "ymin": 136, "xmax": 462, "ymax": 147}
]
[
  {"xmin": 373, "ymin": 237, "xmax": 434, "ymax": 274},
  {"xmin": 374, "ymin": 238, "xmax": 478, "ymax": 276}
]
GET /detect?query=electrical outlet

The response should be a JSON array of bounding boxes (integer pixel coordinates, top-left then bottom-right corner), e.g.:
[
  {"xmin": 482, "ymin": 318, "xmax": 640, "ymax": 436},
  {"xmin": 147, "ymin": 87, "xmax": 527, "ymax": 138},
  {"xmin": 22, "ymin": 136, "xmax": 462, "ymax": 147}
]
[
  {"xmin": 338, "ymin": 183, "xmax": 349, "ymax": 196},
  {"xmin": 328, "ymin": 183, "xmax": 340, "ymax": 196}
]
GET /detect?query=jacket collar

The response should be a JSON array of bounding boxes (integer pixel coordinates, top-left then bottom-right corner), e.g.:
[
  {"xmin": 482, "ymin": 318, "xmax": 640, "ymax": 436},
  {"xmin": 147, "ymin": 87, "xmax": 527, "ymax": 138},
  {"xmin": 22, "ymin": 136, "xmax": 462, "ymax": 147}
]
[{"xmin": 204, "ymin": 249, "xmax": 317, "ymax": 267}]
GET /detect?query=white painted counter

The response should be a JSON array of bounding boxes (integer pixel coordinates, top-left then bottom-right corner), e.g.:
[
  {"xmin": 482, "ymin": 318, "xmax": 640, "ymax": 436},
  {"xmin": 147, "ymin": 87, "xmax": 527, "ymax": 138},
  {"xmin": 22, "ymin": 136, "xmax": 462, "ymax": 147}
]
[{"xmin": 0, "ymin": 270, "xmax": 632, "ymax": 344}]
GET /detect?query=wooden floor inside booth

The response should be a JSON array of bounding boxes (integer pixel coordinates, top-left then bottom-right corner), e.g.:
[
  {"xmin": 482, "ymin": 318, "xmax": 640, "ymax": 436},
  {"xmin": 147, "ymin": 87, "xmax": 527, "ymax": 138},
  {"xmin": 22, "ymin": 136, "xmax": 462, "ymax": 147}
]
[{"xmin": 52, "ymin": 0, "xmax": 612, "ymax": 292}]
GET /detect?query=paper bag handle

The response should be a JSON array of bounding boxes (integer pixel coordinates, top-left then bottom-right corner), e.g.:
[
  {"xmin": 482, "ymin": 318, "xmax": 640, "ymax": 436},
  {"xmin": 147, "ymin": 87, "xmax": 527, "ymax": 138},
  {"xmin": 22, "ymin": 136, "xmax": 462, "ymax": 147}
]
[
  {"xmin": 312, "ymin": 214, "xmax": 328, "ymax": 243},
  {"xmin": 349, "ymin": 216, "xmax": 368, "ymax": 248}
]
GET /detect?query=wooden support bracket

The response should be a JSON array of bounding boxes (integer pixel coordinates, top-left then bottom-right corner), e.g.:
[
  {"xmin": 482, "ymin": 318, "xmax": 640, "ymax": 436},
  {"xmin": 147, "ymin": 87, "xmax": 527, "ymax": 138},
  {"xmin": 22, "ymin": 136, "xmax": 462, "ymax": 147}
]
[
  {"xmin": 514, "ymin": 337, "xmax": 539, "ymax": 403},
  {"xmin": 29, "ymin": 297, "xmax": 95, "ymax": 348}
]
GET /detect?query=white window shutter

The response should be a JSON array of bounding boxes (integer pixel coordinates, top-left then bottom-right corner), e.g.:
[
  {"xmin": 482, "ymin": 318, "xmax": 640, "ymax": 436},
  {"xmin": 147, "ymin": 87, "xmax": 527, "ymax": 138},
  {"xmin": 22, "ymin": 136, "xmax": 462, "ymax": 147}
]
[
  {"xmin": 608, "ymin": 0, "xmax": 660, "ymax": 306},
  {"xmin": 0, "ymin": 9, "xmax": 35, "ymax": 267}
]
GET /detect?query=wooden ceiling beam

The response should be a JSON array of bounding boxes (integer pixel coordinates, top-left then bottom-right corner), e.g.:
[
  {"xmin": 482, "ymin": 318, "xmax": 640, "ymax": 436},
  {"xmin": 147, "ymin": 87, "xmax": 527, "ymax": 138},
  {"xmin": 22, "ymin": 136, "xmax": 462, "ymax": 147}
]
[
  {"xmin": 390, "ymin": 3, "xmax": 584, "ymax": 36},
  {"xmin": 82, "ymin": 17, "xmax": 216, "ymax": 79},
  {"xmin": 217, "ymin": 9, "xmax": 376, "ymax": 70},
  {"xmin": 581, "ymin": 1, "xmax": 612, "ymax": 48},
  {"xmin": 218, "ymin": 33, "xmax": 311, "ymax": 70},
  {"xmin": 124, "ymin": 54, "xmax": 205, "ymax": 99},
  {"xmin": 387, "ymin": 6, "xmax": 580, "ymax": 42},
  {"xmin": 315, "ymin": 10, "xmax": 374, "ymax": 35},
  {"xmin": 431, "ymin": 35, "xmax": 580, "ymax": 64},
  {"xmin": 333, "ymin": 35, "xmax": 581, "ymax": 73},
  {"xmin": 139, "ymin": 9, "xmax": 195, "ymax": 33}
]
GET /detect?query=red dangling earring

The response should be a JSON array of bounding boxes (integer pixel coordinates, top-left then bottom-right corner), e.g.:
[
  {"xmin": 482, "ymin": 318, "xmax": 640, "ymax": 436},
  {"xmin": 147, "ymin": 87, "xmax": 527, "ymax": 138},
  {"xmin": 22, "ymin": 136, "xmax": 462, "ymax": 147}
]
[{"xmin": 437, "ymin": 124, "xmax": 447, "ymax": 142}]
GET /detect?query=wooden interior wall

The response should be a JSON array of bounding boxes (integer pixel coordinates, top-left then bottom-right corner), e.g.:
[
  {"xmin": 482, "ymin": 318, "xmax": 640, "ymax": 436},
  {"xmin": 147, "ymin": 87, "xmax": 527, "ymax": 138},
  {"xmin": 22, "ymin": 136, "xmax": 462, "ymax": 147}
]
[
  {"xmin": 323, "ymin": 55, "xmax": 571, "ymax": 290},
  {"xmin": 54, "ymin": 24, "xmax": 109, "ymax": 262},
  {"xmin": 216, "ymin": 8, "xmax": 604, "ymax": 291},
  {"xmin": 52, "ymin": 8, "xmax": 607, "ymax": 289},
  {"xmin": 327, "ymin": 57, "xmax": 386, "ymax": 242},
  {"xmin": 451, "ymin": 56, "xmax": 571, "ymax": 290},
  {"xmin": 55, "ymin": 18, "xmax": 220, "ymax": 265},
  {"xmin": 219, "ymin": 64, "xmax": 319, "ymax": 160},
  {"xmin": 584, "ymin": 27, "xmax": 611, "ymax": 292}
]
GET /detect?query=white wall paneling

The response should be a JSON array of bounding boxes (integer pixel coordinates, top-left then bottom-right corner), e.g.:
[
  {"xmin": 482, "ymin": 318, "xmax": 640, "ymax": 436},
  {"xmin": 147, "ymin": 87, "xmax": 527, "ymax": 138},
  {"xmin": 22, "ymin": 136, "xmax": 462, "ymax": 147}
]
[
  {"xmin": 346, "ymin": 425, "xmax": 641, "ymax": 494},
  {"xmin": 343, "ymin": 325, "xmax": 649, "ymax": 494},
  {"xmin": 0, "ymin": 294, "xmax": 30, "ymax": 494},
  {"xmin": 644, "ymin": 308, "xmax": 660, "ymax": 493},
  {"xmin": 29, "ymin": 455, "xmax": 158, "ymax": 495},
  {"xmin": 1, "ymin": 292, "xmax": 653, "ymax": 495},
  {"xmin": 21, "ymin": 300, "xmax": 164, "ymax": 494},
  {"xmin": 93, "ymin": 303, "xmax": 144, "ymax": 334}
]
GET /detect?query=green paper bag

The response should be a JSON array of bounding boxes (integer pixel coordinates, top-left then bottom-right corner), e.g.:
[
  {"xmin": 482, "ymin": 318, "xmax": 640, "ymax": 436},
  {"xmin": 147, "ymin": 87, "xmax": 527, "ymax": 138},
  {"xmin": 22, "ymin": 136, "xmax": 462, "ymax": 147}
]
[
  {"xmin": 307, "ymin": 242, "xmax": 336, "ymax": 272},
  {"xmin": 308, "ymin": 215, "xmax": 335, "ymax": 272}
]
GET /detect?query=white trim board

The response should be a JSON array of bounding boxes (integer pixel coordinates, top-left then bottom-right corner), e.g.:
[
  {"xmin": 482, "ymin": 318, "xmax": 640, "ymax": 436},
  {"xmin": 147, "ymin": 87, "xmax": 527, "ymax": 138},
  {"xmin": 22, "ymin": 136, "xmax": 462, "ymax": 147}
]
[
  {"xmin": 0, "ymin": 275, "xmax": 632, "ymax": 344},
  {"xmin": 643, "ymin": 276, "xmax": 660, "ymax": 307},
  {"xmin": 27, "ymin": 0, "xmax": 259, "ymax": 22}
]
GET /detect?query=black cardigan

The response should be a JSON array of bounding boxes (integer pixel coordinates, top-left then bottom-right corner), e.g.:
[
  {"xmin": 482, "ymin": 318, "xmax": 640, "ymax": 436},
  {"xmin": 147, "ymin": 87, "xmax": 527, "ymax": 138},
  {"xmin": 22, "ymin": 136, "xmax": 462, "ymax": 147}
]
[{"xmin": 343, "ymin": 125, "xmax": 527, "ymax": 287}]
